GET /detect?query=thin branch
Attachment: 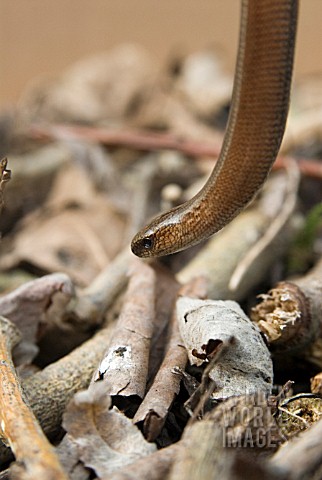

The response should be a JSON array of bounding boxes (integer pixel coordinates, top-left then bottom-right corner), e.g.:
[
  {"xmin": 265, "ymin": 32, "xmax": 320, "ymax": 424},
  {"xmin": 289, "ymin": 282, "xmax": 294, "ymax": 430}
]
[
  {"xmin": 0, "ymin": 316, "xmax": 67, "ymax": 480},
  {"xmin": 29, "ymin": 123, "xmax": 322, "ymax": 179},
  {"xmin": 29, "ymin": 124, "xmax": 222, "ymax": 159}
]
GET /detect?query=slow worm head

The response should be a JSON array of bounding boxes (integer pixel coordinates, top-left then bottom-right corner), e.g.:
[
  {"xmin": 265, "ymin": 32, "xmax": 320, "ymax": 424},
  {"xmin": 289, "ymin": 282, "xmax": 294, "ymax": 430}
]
[{"xmin": 131, "ymin": 0, "xmax": 298, "ymax": 258}]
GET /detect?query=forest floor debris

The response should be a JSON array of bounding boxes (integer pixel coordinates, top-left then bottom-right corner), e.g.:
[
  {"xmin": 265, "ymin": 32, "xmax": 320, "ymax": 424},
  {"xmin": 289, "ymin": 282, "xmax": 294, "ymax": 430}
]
[{"xmin": 0, "ymin": 43, "xmax": 322, "ymax": 479}]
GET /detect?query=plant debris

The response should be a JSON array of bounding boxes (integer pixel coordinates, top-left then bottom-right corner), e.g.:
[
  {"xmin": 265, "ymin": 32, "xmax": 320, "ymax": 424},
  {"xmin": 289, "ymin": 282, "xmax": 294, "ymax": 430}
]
[{"xmin": 0, "ymin": 41, "xmax": 322, "ymax": 479}]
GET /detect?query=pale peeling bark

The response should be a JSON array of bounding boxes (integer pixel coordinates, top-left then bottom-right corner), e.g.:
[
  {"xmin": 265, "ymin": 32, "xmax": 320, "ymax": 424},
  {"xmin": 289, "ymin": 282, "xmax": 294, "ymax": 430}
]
[
  {"xmin": 93, "ymin": 260, "xmax": 156, "ymax": 399},
  {"xmin": 251, "ymin": 256, "xmax": 322, "ymax": 359},
  {"xmin": 177, "ymin": 297, "xmax": 273, "ymax": 398}
]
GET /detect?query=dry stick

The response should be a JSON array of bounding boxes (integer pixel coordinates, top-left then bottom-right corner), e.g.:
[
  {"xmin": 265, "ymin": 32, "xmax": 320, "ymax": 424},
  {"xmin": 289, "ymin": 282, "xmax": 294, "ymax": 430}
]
[
  {"xmin": 29, "ymin": 124, "xmax": 222, "ymax": 159},
  {"xmin": 133, "ymin": 277, "xmax": 208, "ymax": 441},
  {"xmin": 169, "ymin": 394, "xmax": 283, "ymax": 480},
  {"xmin": 251, "ymin": 256, "xmax": 322, "ymax": 355},
  {"xmin": 29, "ymin": 123, "xmax": 322, "ymax": 179},
  {"xmin": 93, "ymin": 260, "xmax": 156, "ymax": 399},
  {"xmin": 0, "ymin": 320, "xmax": 115, "ymax": 466},
  {"xmin": 0, "ymin": 316, "xmax": 67, "ymax": 480},
  {"xmin": 167, "ymin": 420, "xmax": 236, "ymax": 480},
  {"xmin": 69, "ymin": 247, "xmax": 133, "ymax": 327}
]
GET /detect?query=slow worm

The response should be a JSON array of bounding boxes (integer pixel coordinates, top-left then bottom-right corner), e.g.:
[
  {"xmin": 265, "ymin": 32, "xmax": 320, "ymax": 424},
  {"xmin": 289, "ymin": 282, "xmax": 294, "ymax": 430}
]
[{"xmin": 131, "ymin": 0, "xmax": 298, "ymax": 257}]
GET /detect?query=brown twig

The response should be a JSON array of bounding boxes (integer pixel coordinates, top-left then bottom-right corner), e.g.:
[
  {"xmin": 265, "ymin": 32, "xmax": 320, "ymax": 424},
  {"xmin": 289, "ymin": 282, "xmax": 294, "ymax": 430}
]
[
  {"xmin": 0, "ymin": 319, "xmax": 116, "ymax": 466},
  {"xmin": 0, "ymin": 316, "xmax": 67, "ymax": 480},
  {"xmin": 133, "ymin": 276, "xmax": 207, "ymax": 441},
  {"xmin": 29, "ymin": 123, "xmax": 222, "ymax": 158},
  {"xmin": 29, "ymin": 123, "xmax": 322, "ymax": 179}
]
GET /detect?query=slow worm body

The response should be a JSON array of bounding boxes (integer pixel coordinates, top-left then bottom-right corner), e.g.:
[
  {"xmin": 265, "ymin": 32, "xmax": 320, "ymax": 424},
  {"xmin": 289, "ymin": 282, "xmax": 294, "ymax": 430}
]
[{"xmin": 131, "ymin": 0, "xmax": 298, "ymax": 258}]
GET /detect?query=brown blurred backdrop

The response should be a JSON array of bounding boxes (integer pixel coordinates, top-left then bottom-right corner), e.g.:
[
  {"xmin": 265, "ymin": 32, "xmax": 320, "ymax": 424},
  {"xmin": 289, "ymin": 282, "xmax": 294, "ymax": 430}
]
[{"xmin": 1, "ymin": 1, "xmax": 322, "ymax": 108}]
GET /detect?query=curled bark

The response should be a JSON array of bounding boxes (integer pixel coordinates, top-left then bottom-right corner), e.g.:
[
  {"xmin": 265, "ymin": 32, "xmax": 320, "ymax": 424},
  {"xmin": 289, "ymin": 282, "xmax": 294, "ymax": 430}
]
[
  {"xmin": 176, "ymin": 298, "xmax": 273, "ymax": 399},
  {"xmin": 251, "ymin": 257, "xmax": 322, "ymax": 356},
  {"xmin": 0, "ymin": 272, "xmax": 75, "ymax": 364}
]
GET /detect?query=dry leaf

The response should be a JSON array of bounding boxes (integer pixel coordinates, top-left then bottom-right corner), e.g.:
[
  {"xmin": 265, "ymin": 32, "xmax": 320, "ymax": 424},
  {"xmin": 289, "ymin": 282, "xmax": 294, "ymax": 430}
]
[
  {"xmin": 63, "ymin": 383, "xmax": 156, "ymax": 478},
  {"xmin": 0, "ymin": 165, "xmax": 126, "ymax": 286},
  {"xmin": 0, "ymin": 272, "xmax": 74, "ymax": 364}
]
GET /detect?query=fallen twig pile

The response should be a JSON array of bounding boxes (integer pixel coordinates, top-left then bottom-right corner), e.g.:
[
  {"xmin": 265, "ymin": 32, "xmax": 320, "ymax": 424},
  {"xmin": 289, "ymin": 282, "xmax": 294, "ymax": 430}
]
[{"xmin": 0, "ymin": 43, "xmax": 322, "ymax": 479}]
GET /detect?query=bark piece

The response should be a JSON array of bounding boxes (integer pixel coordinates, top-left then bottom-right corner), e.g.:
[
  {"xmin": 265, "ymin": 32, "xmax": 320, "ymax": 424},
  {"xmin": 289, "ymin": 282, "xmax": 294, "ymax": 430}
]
[
  {"xmin": 146, "ymin": 264, "xmax": 181, "ymax": 383},
  {"xmin": 0, "ymin": 273, "xmax": 75, "ymax": 364},
  {"xmin": 93, "ymin": 260, "xmax": 156, "ymax": 400},
  {"xmin": 168, "ymin": 412, "xmax": 277, "ymax": 480},
  {"xmin": 62, "ymin": 382, "xmax": 156, "ymax": 478},
  {"xmin": 251, "ymin": 257, "xmax": 322, "ymax": 357},
  {"xmin": 311, "ymin": 372, "xmax": 322, "ymax": 395},
  {"xmin": 133, "ymin": 277, "xmax": 207, "ymax": 441},
  {"xmin": 177, "ymin": 297, "xmax": 273, "ymax": 398},
  {"xmin": 0, "ymin": 316, "xmax": 67, "ymax": 480}
]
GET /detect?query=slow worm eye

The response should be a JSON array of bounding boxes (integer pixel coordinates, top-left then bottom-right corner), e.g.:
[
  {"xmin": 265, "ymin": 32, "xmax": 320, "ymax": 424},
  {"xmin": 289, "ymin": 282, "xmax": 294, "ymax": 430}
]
[{"xmin": 143, "ymin": 236, "xmax": 154, "ymax": 250}]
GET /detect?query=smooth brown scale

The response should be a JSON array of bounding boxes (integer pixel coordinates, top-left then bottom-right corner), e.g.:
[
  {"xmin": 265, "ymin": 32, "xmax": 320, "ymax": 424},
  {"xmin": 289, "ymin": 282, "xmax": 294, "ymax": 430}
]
[{"xmin": 131, "ymin": 0, "xmax": 298, "ymax": 258}]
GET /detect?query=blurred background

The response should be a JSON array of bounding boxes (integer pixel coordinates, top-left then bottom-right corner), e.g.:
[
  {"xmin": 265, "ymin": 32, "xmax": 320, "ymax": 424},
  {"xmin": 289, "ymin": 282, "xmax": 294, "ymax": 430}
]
[{"xmin": 1, "ymin": 0, "xmax": 322, "ymax": 108}]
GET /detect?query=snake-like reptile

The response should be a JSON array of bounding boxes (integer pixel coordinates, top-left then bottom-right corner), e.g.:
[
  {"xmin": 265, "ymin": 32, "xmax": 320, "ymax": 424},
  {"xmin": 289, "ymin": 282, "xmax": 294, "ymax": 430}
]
[{"xmin": 131, "ymin": 0, "xmax": 298, "ymax": 258}]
